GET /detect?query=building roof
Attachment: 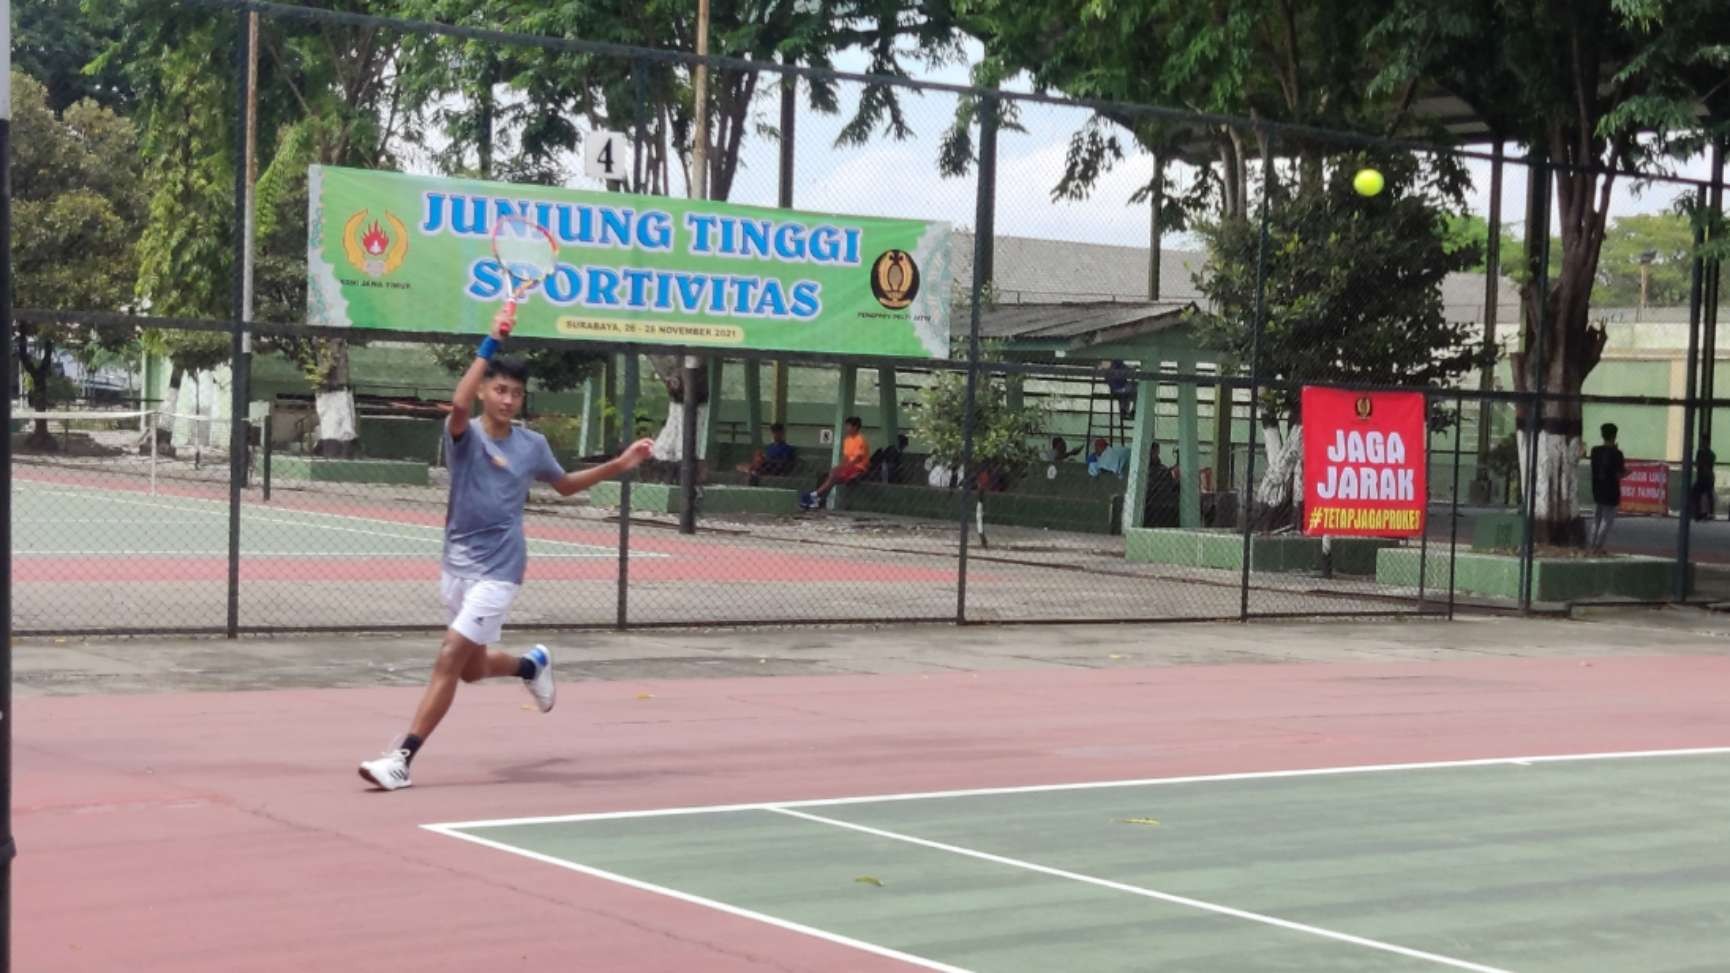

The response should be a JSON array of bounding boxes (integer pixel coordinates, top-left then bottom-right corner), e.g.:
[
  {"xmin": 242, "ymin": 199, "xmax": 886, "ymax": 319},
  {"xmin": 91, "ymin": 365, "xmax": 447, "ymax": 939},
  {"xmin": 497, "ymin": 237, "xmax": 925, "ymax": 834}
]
[
  {"xmin": 977, "ymin": 301, "xmax": 1195, "ymax": 347},
  {"xmin": 950, "ymin": 232, "xmax": 1520, "ymax": 325}
]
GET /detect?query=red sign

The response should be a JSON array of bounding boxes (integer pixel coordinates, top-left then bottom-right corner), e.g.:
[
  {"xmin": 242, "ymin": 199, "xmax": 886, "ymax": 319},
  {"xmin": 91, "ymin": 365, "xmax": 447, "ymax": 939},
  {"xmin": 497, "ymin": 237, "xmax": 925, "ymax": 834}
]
[
  {"xmin": 1620, "ymin": 461, "xmax": 1668, "ymax": 515},
  {"xmin": 1301, "ymin": 387, "xmax": 1428, "ymax": 537}
]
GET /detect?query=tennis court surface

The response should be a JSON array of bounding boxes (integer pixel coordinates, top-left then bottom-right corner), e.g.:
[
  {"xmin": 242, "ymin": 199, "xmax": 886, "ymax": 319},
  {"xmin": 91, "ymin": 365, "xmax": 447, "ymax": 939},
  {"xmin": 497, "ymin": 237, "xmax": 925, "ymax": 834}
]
[{"xmin": 13, "ymin": 619, "xmax": 1730, "ymax": 972}]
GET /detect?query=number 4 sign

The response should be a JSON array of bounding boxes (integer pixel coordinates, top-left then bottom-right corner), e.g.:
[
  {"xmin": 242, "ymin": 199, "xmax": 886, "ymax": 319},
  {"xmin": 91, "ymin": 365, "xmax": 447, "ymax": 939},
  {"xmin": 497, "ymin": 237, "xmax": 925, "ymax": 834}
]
[{"xmin": 583, "ymin": 130, "xmax": 629, "ymax": 182}]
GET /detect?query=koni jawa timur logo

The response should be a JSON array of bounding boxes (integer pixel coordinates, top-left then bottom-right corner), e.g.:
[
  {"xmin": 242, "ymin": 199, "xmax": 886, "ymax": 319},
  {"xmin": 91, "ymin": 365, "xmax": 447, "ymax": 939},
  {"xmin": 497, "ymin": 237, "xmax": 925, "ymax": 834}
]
[{"xmin": 342, "ymin": 211, "xmax": 409, "ymax": 278}]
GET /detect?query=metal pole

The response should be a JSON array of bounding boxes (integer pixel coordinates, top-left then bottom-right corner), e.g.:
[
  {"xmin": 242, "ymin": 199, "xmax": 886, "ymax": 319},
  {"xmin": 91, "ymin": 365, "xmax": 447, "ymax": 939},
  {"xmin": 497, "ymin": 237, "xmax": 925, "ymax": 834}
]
[
  {"xmin": 1476, "ymin": 140, "xmax": 1503, "ymax": 479},
  {"xmin": 956, "ymin": 92, "xmax": 999, "ymax": 625},
  {"xmin": 1, "ymin": 3, "xmax": 18, "ymax": 960},
  {"xmin": 777, "ymin": 54, "xmax": 795, "ymax": 209},
  {"xmin": 1449, "ymin": 393, "xmax": 1464, "ymax": 620},
  {"xmin": 1677, "ymin": 189, "xmax": 1707, "ymax": 601},
  {"xmin": 226, "ymin": 10, "xmax": 251, "ymax": 638},
  {"xmin": 691, "ymin": 0, "xmax": 710, "ymax": 199},
  {"xmin": 1418, "ymin": 395, "xmax": 1430, "ymax": 609},
  {"xmin": 1239, "ymin": 138, "xmax": 1275, "ymax": 622},
  {"xmin": 1147, "ymin": 152, "xmax": 1164, "ymax": 301},
  {"xmin": 678, "ymin": 355, "xmax": 700, "ymax": 533},
  {"xmin": 1518, "ymin": 152, "xmax": 1550, "ymax": 611},
  {"xmin": 1700, "ymin": 139, "xmax": 1723, "ymax": 445},
  {"xmin": 617, "ymin": 354, "xmax": 638, "ymax": 628}
]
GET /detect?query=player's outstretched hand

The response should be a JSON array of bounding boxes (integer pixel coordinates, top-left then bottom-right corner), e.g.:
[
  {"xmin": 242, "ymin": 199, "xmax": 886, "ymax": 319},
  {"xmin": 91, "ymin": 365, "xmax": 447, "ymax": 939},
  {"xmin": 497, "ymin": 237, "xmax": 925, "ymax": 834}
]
[
  {"xmin": 618, "ymin": 438, "xmax": 656, "ymax": 471},
  {"xmin": 492, "ymin": 306, "xmax": 515, "ymax": 340}
]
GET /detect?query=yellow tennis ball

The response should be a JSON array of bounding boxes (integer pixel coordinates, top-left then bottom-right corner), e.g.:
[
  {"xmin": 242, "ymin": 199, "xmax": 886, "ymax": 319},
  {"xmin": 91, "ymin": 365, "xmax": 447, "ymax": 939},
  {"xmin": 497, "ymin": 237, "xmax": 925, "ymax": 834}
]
[{"xmin": 1353, "ymin": 168, "xmax": 1385, "ymax": 197}]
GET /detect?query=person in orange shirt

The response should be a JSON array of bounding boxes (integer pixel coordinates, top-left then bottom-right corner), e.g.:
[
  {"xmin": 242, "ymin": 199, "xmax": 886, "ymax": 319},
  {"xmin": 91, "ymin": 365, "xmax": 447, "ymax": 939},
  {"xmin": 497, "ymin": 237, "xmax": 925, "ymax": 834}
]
[{"xmin": 801, "ymin": 416, "xmax": 870, "ymax": 510}]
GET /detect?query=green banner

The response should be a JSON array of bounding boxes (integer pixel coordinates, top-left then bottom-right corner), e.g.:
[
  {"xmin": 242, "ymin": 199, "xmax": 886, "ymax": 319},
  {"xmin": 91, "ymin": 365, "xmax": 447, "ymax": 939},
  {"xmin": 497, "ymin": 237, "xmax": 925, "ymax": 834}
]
[{"xmin": 307, "ymin": 166, "xmax": 953, "ymax": 358}]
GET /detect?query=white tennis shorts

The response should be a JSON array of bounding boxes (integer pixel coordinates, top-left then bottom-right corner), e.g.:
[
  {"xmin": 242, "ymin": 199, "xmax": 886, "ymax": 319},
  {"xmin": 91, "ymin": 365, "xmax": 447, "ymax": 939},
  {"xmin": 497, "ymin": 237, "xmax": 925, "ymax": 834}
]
[{"xmin": 440, "ymin": 572, "xmax": 521, "ymax": 646}]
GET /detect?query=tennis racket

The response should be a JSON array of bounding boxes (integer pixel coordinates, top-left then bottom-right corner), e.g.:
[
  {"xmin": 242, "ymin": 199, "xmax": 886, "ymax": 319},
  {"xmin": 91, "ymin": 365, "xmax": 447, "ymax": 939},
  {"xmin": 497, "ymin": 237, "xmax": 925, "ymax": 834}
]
[{"xmin": 489, "ymin": 215, "xmax": 559, "ymax": 335}]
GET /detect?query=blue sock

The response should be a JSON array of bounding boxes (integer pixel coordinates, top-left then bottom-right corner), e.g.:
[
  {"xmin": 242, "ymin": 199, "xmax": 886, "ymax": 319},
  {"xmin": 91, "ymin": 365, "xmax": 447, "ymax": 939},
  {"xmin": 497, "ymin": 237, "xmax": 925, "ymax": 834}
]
[{"xmin": 515, "ymin": 656, "xmax": 538, "ymax": 679}]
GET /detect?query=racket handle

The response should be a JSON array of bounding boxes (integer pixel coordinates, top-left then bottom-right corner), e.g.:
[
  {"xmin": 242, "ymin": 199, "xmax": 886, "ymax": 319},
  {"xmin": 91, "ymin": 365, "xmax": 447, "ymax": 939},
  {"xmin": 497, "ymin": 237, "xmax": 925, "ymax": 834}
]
[{"xmin": 500, "ymin": 298, "xmax": 517, "ymax": 337}]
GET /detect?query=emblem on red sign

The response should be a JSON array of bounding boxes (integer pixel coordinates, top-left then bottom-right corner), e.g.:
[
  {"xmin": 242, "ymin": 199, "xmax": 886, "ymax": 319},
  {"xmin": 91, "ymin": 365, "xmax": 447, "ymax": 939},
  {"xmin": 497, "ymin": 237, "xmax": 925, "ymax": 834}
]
[{"xmin": 1301, "ymin": 387, "xmax": 1427, "ymax": 537}]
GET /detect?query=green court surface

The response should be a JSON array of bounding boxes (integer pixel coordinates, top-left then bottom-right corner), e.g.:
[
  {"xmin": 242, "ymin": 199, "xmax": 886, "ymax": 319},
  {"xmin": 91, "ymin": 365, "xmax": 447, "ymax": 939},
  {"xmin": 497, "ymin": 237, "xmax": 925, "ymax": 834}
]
[
  {"xmin": 432, "ymin": 749, "xmax": 1730, "ymax": 972},
  {"xmin": 10, "ymin": 482, "xmax": 620, "ymax": 560}
]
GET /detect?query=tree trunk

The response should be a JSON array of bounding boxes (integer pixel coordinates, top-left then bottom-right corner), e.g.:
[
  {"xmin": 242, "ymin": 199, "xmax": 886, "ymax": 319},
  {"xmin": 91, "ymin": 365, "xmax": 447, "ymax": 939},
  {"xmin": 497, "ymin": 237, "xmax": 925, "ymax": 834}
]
[
  {"xmin": 1512, "ymin": 274, "xmax": 1602, "ymax": 546},
  {"xmin": 314, "ymin": 339, "xmax": 359, "ymax": 458},
  {"xmin": 1253, "ymin": 421, "xmax": 1303, "ymax": 529},
  {"xmin": 22, "ymin": 334, "xmax": 55, "ymax": 450}
]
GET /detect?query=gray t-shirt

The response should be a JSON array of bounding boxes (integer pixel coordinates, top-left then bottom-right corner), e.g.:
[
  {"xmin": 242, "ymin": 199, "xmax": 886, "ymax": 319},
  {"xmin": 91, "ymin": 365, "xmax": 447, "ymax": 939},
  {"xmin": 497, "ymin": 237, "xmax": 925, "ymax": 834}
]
[{"xmin": 442, "ymin": 418, "xmax": 565, "ymax": 584}]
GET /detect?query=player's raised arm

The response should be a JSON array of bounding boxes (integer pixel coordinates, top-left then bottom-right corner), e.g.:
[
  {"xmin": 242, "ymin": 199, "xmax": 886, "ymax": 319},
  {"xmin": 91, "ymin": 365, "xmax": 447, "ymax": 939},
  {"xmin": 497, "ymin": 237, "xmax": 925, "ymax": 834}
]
[
  {"xmin": 553, "ymin": 438, "xmax": 656, "ymax": 497},
  {"xmin": 449, "ymin": 309, "xmax": 514, "ymax": 440}
]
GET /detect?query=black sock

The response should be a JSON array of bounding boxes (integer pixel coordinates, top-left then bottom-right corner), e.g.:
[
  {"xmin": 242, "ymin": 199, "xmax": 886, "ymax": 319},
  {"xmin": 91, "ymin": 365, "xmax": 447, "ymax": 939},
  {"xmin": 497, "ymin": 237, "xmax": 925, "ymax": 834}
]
[
  {"xmin": 401, "ymin": 733, "xmax": 424, "ymax": 764},
  {"xmin": 515, "ymin": 656, "xmax": 538, "ymax": 679}
]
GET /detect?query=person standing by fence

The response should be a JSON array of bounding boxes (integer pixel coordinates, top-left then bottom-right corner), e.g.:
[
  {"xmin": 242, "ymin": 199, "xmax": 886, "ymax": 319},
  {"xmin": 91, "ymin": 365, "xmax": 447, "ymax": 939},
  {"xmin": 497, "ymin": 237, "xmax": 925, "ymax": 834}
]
[{"xmin": 1589, "ymin": 423, "xmax": 1627, "ymax": 553}]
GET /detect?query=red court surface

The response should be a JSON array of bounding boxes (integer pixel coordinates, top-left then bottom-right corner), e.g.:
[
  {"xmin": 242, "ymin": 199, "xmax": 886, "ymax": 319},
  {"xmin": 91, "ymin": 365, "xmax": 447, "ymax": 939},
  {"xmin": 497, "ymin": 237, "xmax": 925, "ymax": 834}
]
[{"xmin": 14, "ymin": 650, "xmax": 1730, "ymax": 971}]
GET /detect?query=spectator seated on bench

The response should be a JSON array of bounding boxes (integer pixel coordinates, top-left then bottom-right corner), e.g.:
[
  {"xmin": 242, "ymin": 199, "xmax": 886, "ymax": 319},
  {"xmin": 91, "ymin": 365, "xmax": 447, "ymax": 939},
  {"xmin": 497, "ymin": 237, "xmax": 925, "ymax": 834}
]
[
  {"xmin": 737, "ymin": 422, "xmax": 797, "ymax": 486},
  {"xmin": 867, "ymin": 434, "xmax": 911, "ymax": 483},
  {"xmin": 801, "ymin": 416, "xmax": 869, "ymax": 510}
]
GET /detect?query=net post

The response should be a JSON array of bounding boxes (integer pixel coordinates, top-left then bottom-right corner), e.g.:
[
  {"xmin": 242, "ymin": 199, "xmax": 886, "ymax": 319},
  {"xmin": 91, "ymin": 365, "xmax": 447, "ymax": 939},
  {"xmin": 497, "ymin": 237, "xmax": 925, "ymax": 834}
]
[
  {"xmin": 262, "ymin": 405, "xmax": 272, "ymax": 502},
  {"xmin": 617, "ymin": 353, "xmax": 638, "ymax": 630},
  {"xmin": 1239, "ymin": 136, "xmax": 1275, "ymax": 621},
  {"xmin": 956, "ymin": 91, "xmax": 999, "ymax": 625}
]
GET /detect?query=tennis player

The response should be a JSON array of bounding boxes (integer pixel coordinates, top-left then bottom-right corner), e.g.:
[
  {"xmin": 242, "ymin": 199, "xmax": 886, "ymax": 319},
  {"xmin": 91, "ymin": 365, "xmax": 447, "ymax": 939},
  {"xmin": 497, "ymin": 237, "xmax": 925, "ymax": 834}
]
[{"xmin": 360, "ymin": 310, "xmax": 653, "ymax": 791}]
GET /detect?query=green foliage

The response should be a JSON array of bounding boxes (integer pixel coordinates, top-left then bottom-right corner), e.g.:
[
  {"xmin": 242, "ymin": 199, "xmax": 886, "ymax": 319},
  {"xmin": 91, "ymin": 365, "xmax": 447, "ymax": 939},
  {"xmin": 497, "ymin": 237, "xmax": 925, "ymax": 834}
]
[
  {"xmin": 1191, "ymin": 153, "xmax": 1483, "ymax": 418},
  {"xmin": 911, "ymin": 372, "xmax": 1046, "ymax": 480},
  {"xmin": 1593, "ymin": 212, "xmax": 1696, "ymax": 307},
  {"xmin": 14, "ymin": 0, "xmax": 132, "ymax": 110},
  {"xmin": 8, "ymin": 69, "xmax": 145, "ymax": 416}
]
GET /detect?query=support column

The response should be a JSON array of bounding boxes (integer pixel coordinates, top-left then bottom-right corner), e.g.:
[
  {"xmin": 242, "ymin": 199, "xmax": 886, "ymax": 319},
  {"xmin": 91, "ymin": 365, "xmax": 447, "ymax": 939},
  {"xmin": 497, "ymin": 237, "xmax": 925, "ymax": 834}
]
[
  {"xmin": 578, "ymin": 374, "xmax": 603, "ymax": 456},
  {"xmin": 603, "ymin": 354, "xmax": 620, "ymax": 448},
  {"xmin": 1177, "ymin": 358, "xmax": 1201, "ymax": 527},
  {"xmin": 703, "ymin": 357, "xmax": 724, "ymax": 462},
  {"xmin": 831, "ymin": 365, "xmax": 857, "ymax": 469},
  {"xmin": 1476, "ymin": 140, "xmax": 1505, "ymax": 492},
  {"xmin": 772, "ymin": 360, "xmax": 790, "ymax": 426},
  {"xmin": 744, "ymin": 359, "xmax": 763, "ymax": 448},
  {"xmin": 877, "ymin": 367, "xmax": 898, "ymax": 445},
  {"xmin": 1122, "ymin": 379, "xmax": 1160, "ymax": 530}
]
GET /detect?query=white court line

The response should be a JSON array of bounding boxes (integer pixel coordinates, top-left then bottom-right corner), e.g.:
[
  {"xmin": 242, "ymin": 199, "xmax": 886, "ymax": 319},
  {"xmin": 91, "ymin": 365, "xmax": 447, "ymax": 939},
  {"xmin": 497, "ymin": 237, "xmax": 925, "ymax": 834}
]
[
  {"xmin": 19, "ymin": 485, "xmax": 656, "ymax": 557},
  {"xmin": 422, "ymin": 824, "xmax": 969, "ymax": 973},
  {"xmin": 770, "ymin": 807, "xmax": 1509, "ymax": 972},
  {"xmin": 428, "ymin": 745, "xmax": 1730, "ymax": 830}
]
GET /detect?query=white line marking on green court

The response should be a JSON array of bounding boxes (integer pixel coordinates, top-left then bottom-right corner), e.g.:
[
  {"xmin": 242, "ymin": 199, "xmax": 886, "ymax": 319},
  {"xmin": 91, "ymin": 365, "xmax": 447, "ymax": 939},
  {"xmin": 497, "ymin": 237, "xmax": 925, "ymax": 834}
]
[
  {"xmin": 422, "ymin": 824, "xmax": 971, "ymax": 973},
  {"xmin": 771, "ymin": 806, "xmax": 1511, "ymax": 972},
  {"xmin": 428, "ymin": 745, "xmax": 1730, "ymax": 829}
]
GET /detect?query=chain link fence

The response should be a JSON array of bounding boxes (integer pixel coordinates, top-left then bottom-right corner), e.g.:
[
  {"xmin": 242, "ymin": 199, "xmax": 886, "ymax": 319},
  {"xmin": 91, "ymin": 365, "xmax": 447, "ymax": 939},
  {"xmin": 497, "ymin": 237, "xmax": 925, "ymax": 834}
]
[{"xmin": 6, "ymin": 1, "xmax": 1727, "ymax": 636}]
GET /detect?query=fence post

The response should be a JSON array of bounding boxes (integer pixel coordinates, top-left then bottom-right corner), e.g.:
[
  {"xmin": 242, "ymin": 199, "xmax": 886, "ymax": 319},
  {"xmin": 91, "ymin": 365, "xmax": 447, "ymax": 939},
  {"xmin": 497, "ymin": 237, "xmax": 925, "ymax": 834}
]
[
  {"xmin": 2, "ymin": 0, "xmax": 20, "ymax": 949},
  {"xmin": 617, "ymin": 353, "xmax": 638, "ymax": 629},
  {"xmin": 225, "ymin": 9, "xmax": 252, "ymax": 639},
  {"xmin": 1678, "ymin": 188, "xmax": 1708, "ymax": 601},
  {"xmin": 1449, "ymin": 393, "xmax": 1464, "ymax": 619},
  {"xmin": 1238, "ymin": 137, "xmax": 1275, "ymax": 622},
  {"xmin": 956, "ymin": 91, "xmax": 999, "ymax": 625},
  {"xmin": 1517, "ymin": 151, "xmax": 1550, "ymax": 612}
]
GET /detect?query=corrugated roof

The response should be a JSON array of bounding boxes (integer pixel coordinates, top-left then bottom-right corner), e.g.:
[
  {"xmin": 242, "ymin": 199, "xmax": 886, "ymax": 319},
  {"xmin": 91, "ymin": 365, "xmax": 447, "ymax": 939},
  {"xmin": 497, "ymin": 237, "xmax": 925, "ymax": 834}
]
[
  {"xmin": 950, "ymin": 231, "xmax": 1521, "ymax": 324},
  {"xmin": 978, "ymin": 301, "xmax": 1194, "ymax": 343}
]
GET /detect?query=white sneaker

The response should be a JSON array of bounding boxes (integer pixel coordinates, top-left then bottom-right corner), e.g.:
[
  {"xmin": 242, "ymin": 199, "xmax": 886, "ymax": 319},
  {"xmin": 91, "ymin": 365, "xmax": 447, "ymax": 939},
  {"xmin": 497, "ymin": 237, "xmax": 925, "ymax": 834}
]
[
  {"xmin": 523, "ymin": 644, "xmax": 556, "ymax": 713},
  {"xmin": 358, "ymin": 749, "xmax": 413, "ymax": 791}
]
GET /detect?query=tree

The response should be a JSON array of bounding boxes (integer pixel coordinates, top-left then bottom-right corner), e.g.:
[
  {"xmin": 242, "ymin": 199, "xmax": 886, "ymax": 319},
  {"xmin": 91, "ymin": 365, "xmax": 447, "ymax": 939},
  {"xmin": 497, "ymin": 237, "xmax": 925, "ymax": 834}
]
[
  {"xmin": 11, "ymin": 0, "xmax": 131, "ymax": 110},
  {"xmin": 8, "ymin": 70, "xmax": 145, "ymax": 447},
  {"xmin": 114, "ymin": 15, "xmax": 242, "ymax": 449},
  {"xmin": 1191, "ymin": 154, "xmax": 1483, "ymax": 522},
  {"xmin": 1593, "ymin": 212, "xmax": 1695, "ymax": 308},
  {"xmin": 101, "ymin": 2, "xmax": 414, "ymax": 457},
  {"xmin": 1370, "ymin": 0, "xmax": 1730, "ymax": 543},
  {"xmin": 911, "ymin": 371, "xmax": 1045, "ymax": 488}
]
